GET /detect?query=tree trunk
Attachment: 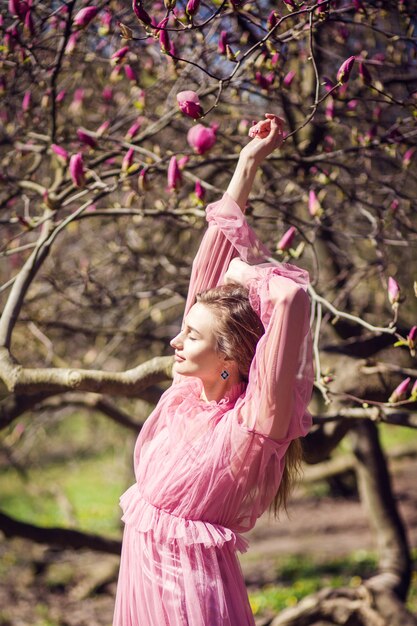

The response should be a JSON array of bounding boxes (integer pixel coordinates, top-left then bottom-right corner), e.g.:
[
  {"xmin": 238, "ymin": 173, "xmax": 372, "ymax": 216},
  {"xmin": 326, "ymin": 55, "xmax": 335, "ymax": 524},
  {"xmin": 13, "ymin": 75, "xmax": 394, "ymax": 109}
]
[{"xmin": 350, "ymin": 419, "xmax": 412, "ymax": 601}]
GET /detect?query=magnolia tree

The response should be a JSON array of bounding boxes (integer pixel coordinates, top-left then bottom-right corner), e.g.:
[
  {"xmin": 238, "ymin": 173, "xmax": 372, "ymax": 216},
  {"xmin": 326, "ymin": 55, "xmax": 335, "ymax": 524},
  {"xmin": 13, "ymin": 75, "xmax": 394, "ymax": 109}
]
[{"xmin": 1, "ymin": 0, "xmax": 417, "ymax": 624}]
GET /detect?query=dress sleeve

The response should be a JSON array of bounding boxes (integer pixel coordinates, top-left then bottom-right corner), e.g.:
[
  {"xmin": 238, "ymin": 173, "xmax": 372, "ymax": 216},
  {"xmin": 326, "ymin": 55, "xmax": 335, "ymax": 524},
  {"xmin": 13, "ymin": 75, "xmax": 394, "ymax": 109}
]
[
  {"xmin": 182, "ymin": 192, "xmax": 270, "ymax": 318},
  {"xmin": 180, "ymin": 191, "xmax": 314, "ymax": 439},
  {"xmin": 236, "ymin": 263, "xmax": 314, "ymax": 442}
]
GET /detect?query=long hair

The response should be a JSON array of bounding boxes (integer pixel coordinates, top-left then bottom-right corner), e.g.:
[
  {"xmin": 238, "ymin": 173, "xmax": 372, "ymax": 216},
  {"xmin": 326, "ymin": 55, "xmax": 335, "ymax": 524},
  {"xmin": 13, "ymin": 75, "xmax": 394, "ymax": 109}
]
[{"xmin": 196, "ymin": 282, "xmax": 303, "ymax": 516}]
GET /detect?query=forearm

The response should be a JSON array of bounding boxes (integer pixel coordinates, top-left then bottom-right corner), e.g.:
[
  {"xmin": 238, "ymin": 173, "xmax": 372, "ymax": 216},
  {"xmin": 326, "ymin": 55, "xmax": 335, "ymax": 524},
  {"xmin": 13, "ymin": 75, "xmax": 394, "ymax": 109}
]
[{"xmin": 225, "ymin": 155, "xmax": 259, "ymax": 213}]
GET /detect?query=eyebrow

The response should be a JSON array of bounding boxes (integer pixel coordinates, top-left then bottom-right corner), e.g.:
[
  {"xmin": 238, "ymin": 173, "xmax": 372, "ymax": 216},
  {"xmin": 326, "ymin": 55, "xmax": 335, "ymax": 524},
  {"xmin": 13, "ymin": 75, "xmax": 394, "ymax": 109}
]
[{"xmin": 184, "ymin": 324, "xmax": 202, "ymax": 336}]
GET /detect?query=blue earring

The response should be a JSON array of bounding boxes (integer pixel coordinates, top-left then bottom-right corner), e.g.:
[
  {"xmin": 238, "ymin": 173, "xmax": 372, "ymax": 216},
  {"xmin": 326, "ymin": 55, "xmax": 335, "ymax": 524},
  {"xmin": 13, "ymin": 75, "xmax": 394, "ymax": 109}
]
[{"xmin": 221, "ymin": 370, "xmax": 229, "ymax": 380}]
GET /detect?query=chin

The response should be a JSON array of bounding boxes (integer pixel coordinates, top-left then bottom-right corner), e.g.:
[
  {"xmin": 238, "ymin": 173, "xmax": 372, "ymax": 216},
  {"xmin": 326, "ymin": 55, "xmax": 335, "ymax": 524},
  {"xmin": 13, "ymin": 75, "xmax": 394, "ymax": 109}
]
[{"xmin": 173, "ymin": 362, "xmax": 191, "ymax": 376}]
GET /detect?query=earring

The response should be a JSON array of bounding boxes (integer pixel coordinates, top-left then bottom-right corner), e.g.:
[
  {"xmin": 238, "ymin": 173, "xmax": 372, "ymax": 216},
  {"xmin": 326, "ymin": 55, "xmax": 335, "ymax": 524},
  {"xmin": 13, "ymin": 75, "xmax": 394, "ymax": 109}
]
[{"xmin": 221, "ymin": 370, "xmax": 229, "ymax": 380}]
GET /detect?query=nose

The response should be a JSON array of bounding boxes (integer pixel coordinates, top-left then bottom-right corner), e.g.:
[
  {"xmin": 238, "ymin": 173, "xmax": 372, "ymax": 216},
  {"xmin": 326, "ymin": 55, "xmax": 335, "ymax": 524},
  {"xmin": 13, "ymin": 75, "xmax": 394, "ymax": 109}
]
[{"xmin": 170, "ymin": 331, "xmax": 183, "ymax": 350}]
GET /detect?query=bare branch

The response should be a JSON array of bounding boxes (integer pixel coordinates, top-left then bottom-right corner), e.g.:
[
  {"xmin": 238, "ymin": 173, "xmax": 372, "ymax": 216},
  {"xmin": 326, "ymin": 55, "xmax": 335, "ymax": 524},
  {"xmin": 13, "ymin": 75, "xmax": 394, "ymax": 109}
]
[
  {"xmin": 0, "ymin": 348, "xmax": 173, "ymax": 399},
  {"xmin": 0, "ymin": 510, "xmax": 121, "ymax": 555}
]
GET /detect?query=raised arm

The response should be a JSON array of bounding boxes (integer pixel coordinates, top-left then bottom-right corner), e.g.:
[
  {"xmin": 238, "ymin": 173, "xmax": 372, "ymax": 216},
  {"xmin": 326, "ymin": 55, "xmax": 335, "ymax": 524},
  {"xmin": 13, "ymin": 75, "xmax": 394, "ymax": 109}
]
[
  {"xmin": 225, "ymin": 260, "xmax": 314, "ymax": 442},
  {"xmin": 183, "ymin": 114, "xmax": 284, "ymax": 318}
]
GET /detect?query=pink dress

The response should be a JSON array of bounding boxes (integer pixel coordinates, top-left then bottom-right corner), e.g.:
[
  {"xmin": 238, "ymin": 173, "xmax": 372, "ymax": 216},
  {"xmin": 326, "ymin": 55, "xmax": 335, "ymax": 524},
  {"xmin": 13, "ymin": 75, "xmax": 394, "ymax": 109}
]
[{"xmin": 113, "ymin": 193, "xmax": 314, "ymax": 626}]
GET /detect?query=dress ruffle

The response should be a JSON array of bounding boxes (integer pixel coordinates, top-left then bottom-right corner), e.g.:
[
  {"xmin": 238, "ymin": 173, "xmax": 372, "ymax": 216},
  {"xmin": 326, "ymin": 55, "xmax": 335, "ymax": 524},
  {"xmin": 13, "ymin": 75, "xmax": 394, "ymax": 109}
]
[{"xmin": 120, "ymin": 484, "xmax": 249, "ymax": 553}]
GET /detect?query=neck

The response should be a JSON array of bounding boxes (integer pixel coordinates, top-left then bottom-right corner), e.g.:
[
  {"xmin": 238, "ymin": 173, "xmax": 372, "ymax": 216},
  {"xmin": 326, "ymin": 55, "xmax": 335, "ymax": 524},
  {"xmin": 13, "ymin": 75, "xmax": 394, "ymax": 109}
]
[{"xmin": 200, "ymin": 373, "xmax": 241, "ymax": 403}]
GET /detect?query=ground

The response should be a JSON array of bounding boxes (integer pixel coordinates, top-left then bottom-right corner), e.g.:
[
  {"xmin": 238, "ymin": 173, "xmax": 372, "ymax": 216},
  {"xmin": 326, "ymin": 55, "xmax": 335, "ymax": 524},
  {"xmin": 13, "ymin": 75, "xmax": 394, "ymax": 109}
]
[{"xmin": 0, "ymin": 457, "xmax": 416, "ymax": 626}]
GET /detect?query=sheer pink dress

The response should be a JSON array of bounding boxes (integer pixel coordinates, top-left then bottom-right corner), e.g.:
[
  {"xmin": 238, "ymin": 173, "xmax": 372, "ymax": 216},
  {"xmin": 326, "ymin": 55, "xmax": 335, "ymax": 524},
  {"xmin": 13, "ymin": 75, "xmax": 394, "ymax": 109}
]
[{"xmin": 113, "ymin": 193, "xmax": 314, "ymax": 626}]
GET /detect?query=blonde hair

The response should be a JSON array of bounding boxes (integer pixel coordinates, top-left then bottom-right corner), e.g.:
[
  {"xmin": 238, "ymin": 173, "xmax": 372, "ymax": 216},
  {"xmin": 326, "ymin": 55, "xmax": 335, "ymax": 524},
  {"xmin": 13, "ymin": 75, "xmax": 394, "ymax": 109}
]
[{"xmin": 196, "ymin": 282, "xmax": 303, "ymax": 516}]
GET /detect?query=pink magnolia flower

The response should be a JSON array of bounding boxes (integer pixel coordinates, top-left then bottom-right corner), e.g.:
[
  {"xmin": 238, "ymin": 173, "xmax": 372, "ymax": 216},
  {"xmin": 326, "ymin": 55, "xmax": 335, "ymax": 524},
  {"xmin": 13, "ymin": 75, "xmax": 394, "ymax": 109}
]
[
  {"xmin": 22, "ymin": 89, "xmax": 31, "ymax": 111},
  {"xmin": 96, "ymin": 120, "xmax": 110, "ymax": 136},
  {"xmin": 283, "ymin": 70, "xmax": 295, "ymax": 87},
  {"xmin": 267, "ymin": 10, "xmax": 279, "ymax": 30},
  {"xmin": 407, "ymin": 326, "xmax": 417, "ymax": 350},
  {"xmin": 124, "ymin": 64, "xmax": 136, "ymax": 81},
  {"xmin": 271, "ymin": 51, "xmax": 280, "ymax": 67},
  {"xmin": 132, "ymin": 0, "xmax": 152, "ymax": 25},
  {"xmin": 176, "ymin": 90, "xmax": 203, "ymax": 119},
  {"xmin": 187, "ymin": 124, "xmax": 217, "ymax": 154},
  {"xmin": 178, "ymin": 155, "xmax": 189, "ymax": 169},
  {"xmin": 255, "ymin": 71, "xmax": 274, "ymax": 90},
  {"xmin": 138, "ymin": 168, "xmax": 148, "ymax": 191},
  {"xmin": 125, "ymin": 118, "xmax": 143, "ymax": 139},
  {"xmin": 388, "ymin": 377, "xmax": 410, "ymax": 403},
  {"xmin": 65, "ymin": 33, "xmax": 78, "ymax": 54},
  {"xmin": 9, "ymin": 0, "xmax": 21, "ymax": 17},
  {"xmin": 24, "ymin": 9, "xmax": 34, "ymax": 35},
  {"xmin": 403, "ymin": 148, "xmax": 415, "ymax": 168},
  {"xmin": 69, "ymin": 153, "xmax": 85, "ymax": 187},
  {"xmin": 111, "ymin": 46, "xmax": 129, "ymax": 64},
  {"xmin": 167, "ymin": 155, "xmax": 182, "ymax": 191},
  {"xmin": 322, "ymin": 76, "xmax": 334, "ymax": 92},
  {"xmin": 358, "ymin": 60, "xmax": 372, "ymax": 85},
  {"xmin": 388, "ymin": 276, "xmax": 400, "ymax": 305},
  {"xmin": 73, "ymin": 88, "xmax": 84, "ymax": 105},
  {"xmin": 195, "ymin": 180, "xmax": 205, "ymax": 201},
  {"xmin": 218, "ymin": 31, "xmax": 228, "ymax": 55},
  {"xmin": 51, "ymin": 143, "xmax": 68, "ymax": 163},
  {"xmin": 277, "ymin": 226, "xmax": 296, "ymax": 251},
  {"xmin": 76, "ymin": 129, "xmax": 97, "ymax": 149},
  {"xmin": 110, "ymin": 65, "xmax": 122, "ymax": 82},
  {"xmin": 336, "ymin": 55, "xmax": 355, "ymax": 84},
  {"xmin": 317, "ymin": 0, "xmax": 329, "ymax": 14},
  {"xmin": 308, "ymin": 190, "xmax": 322, "ymax": 217},
  {"xmin": 122, "ymin": 147, "xmax": 135, "ymax": 173},
  {"xmin": 73, "ymin": 6, "xmax": 99, "ymax": 28},
  {"xmin": 56, "ymin": 89, "xmax": 66, "ymax": 103},
  {"xmin": 186, "ymin": 0, "xmax": 200, "ymax": 17},
  {"xmin": 102, "ymin": 86, "xmax": 113, "ymax": 101},
  {"xmin": 157, "ymin": 17, "xmax": 170, "ymax": 54},
  {"xmin": 283, "ymin": 0, "xmax": 296, "ymax": 10},
  {"xmin": 99, "ymin": 10, "xmax": 112, "ymax": 34}
]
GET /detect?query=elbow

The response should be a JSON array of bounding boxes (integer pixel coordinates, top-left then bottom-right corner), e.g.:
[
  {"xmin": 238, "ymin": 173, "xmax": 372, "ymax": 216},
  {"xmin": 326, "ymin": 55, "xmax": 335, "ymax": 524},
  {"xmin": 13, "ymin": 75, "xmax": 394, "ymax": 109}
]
[{"xmin": 272, "ymin": 279, "xmax": 308, "ymax": 308}]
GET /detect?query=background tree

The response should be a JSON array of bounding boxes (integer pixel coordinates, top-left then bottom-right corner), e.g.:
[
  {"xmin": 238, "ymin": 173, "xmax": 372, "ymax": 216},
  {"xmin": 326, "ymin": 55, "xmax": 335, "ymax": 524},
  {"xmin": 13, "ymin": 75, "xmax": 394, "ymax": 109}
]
[{"xmin": 1, "ymin": 0, "xmax": 417, "ymax": 624}]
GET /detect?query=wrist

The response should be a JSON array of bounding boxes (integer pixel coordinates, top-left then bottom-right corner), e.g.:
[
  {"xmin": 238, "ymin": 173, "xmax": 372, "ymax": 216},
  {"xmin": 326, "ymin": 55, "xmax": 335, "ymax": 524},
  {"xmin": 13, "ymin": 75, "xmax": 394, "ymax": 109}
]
[{"xmin": 237, "ymin": 153, "xmax": 260, "ymax": 172}]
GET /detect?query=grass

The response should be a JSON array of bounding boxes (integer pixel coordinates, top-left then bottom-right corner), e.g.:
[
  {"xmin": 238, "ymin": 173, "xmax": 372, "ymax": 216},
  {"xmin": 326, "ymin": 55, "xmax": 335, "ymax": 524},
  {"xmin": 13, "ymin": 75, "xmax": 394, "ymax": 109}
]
[{"xmin": 0, "ymin": 410, "xmax": 133, "ymax": 536}]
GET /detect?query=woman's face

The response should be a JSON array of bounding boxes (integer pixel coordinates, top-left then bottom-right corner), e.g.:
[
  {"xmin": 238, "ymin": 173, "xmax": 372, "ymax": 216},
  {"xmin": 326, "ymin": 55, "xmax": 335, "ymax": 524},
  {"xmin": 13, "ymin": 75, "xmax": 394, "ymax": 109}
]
[{"xmin": 170, "ymin": 303, "xmax": 226, "ymax": 383}]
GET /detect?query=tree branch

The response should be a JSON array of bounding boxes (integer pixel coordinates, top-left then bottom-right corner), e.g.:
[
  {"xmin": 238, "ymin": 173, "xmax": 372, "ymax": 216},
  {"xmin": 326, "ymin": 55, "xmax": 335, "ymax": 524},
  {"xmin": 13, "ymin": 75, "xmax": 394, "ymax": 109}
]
[
  {"xmin": 0, "ymin": 510, "xmax": 121, "ymax": 555},
  {"xmin": 0, "ymin": 348, "xmax": 173, "ymax": 419}
]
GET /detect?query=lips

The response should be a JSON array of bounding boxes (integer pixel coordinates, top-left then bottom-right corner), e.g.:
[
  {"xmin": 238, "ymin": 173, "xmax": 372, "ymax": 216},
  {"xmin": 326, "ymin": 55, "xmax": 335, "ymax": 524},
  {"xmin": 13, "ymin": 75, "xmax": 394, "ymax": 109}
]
[{"xmin": 174, "ymin": 353, "xmax": 185, "ymax": 362}]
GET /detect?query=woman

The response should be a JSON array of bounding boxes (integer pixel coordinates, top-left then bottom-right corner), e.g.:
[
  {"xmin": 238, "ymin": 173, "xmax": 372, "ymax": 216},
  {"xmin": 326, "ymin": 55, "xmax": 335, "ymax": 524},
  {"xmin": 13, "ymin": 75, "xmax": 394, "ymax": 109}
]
[{"xmin": 113, "ymin": 114, "xmax": 314, "ymax": 625}]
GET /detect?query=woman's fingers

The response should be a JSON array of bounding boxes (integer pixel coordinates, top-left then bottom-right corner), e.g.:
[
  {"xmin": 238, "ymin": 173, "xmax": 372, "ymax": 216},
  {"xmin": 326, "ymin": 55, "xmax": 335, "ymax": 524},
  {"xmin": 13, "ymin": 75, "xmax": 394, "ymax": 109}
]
[{"xmin": 249, "ymin": 114, "xmax": 284, "ymax": 143}]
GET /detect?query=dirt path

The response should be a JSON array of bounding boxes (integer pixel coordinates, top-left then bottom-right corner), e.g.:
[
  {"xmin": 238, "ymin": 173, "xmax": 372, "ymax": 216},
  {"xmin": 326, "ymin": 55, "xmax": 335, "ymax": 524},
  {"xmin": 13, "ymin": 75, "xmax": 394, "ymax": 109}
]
[{"xmin": 241, "ymin": 456, "xmax": 417, "ymax": 585}]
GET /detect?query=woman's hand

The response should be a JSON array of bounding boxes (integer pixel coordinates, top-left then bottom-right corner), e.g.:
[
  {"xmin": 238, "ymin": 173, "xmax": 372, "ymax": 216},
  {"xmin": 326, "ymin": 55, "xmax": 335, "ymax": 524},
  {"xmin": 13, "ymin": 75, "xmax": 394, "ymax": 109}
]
[
  {"xmin": 224, "ymin": 257, "xmax": 258, "ymax": 287},
  {"xmin": 239, "ymin": 113, "xmax": 284, "ymax": 166}
]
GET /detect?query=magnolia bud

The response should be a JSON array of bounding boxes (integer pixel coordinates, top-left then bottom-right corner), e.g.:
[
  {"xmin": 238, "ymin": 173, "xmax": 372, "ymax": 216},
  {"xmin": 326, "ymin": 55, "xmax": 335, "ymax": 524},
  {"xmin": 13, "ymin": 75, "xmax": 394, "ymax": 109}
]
[
  {"xmin": 336, "ymin": 56, "xmax": 355, "ymax": 84},
  {"xmin": 388, "ymin": 377, "xmax": 410, "ymax": 403},
  {"xmin": 69, "ymin": 153, "xmax": 85, "ymax": 187},
  {"xmin": 277, "ymin": 226, "xmax": 296, "ymax": 251},
  {"xmin": 167, "ymin": 156, "xmax": 182, "ymax": 191}
]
